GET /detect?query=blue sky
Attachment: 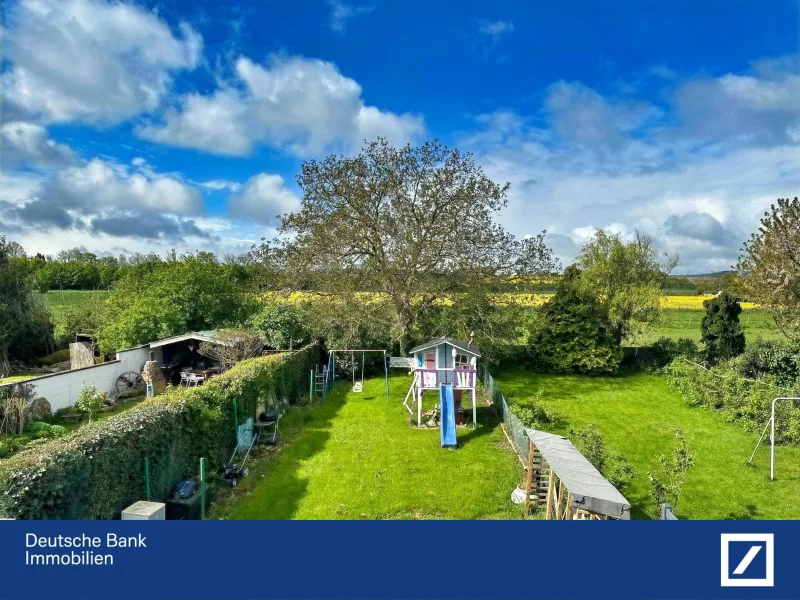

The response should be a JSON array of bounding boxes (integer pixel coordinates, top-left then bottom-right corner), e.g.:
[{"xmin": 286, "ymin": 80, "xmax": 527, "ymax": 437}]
[{"xmin": 1, "ymin": 0, "xmax": 798, "ymax": 272}]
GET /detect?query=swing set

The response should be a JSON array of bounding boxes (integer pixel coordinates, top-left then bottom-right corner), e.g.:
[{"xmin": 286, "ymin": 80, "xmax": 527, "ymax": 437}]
[{"xmin": 319, "ymin": 349, "xmax": 391, "ymax": 403}]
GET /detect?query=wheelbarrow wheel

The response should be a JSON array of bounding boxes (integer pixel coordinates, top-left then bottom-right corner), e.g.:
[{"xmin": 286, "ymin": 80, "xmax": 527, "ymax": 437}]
[{"xmin": 231, "ymin": 478, "xmax": 237, "ymax": 487}]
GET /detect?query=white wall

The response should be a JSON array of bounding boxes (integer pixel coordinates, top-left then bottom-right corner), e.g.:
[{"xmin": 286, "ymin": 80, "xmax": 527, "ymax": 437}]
[{"xmin": 0, "ymin": 346, "xmax": 163, "ymax": 412}]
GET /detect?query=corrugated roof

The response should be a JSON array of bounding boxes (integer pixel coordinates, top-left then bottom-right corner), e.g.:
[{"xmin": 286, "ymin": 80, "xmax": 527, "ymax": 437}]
[
  {"xmin": 148, "ymin": 330, "xmax": 224, "ymax": 348},
  {"xmin": 408, "ymin": 336, "xmax": 480, "ymax": 357},
  {"xmin": 526, "ymin": 428, "xmax": 631, "ymax": 519}
]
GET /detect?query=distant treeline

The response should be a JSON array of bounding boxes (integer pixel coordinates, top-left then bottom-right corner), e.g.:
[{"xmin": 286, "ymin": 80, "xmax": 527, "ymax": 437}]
[
  {"xmin": 9, "ymin": 249, "xmax": 258, "ymax": 292},
  {"xmin": 9, "ymin": 245, "xmax": 737, "ymax": 296}
]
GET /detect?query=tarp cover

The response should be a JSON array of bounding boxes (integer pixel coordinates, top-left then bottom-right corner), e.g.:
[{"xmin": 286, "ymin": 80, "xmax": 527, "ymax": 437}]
[{"xmin": 526, "ymin": 428, "xmax": 631, "ymax": 519}]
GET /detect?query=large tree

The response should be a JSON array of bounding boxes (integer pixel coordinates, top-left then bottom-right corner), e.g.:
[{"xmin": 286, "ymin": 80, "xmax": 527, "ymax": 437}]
[
  {"xmin": 736, "ymin": 197, "xmax": 800, "ymax": 340},
  {"xmin": 0, "ymin": 237, "xmax": 54, "ymax": 376},
  {"xmin": 259, "ymin": 138, "xmax": 558, "ymax": 350},
  {"xmin": 576, "ymin": 230, "xmax": 677, "ymax": 344}
]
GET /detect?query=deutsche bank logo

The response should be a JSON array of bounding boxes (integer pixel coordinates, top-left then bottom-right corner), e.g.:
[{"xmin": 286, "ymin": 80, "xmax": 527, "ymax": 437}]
[{"xmin": 720, "ymin": 533, "xmax": 774, "ymax": 587}]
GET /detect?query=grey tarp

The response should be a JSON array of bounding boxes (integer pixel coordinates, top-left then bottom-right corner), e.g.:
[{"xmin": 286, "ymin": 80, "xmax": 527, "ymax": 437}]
[{"xmin": 526, "ymin": 428, "xmax": 631, "ymax": 519}]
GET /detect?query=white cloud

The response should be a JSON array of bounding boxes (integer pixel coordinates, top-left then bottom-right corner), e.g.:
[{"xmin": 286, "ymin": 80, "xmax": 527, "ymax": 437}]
[
  {"xmin": 199, "ymin": 180, "xmax": 243, "ymax": 193},
  {"xmin": 1, "ymin": 121, "xmax": 76, "ymax": 170},
  {"xmin": 673, "ymin": 57, "xmax": 800, "ymax": 145},
  {"xmin": 328, "ymin": 0, "xmax": 375, "ymax": 33},
  {"xmin": 462, "ymin": 59, "xmax": 800, "ymax": 273},
  {"xmin": 41, "ymin": 159, "xmax": 205, "ymax": 217},
  {"xmin": 2, "ymin": 0, "xmax": 202, "ymax": 124},
  {"xmin": 227, "ymin": 174, "xmax": 301, "ymax": 225},
  {"xmin": 138, "ymin": 55, "xmax": 425, "ymax": 157},
  {"xmin": 479, "ymin": 20, "xmax": 514, "ymax": 38}
]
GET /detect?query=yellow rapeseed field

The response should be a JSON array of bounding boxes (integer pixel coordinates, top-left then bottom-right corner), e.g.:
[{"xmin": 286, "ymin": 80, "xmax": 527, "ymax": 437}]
[{"xmin": 263, "ymin": 291, "xmax": 758, "ymax": 310}]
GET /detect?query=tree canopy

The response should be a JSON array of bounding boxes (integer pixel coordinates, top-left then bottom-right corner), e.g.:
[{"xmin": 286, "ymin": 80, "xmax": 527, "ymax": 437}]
[
  {"xmin": 526, "ymin": 266, "xmax": 622, "ymax": 374},
  {"xmin": 0, "ymin": 237, "xmax": 54, "ymax": 376},
  {"xmin": 737, "ymin": 197, "xmax": 800, "ymax": 340},
  {"xmin": 700, "ymin": 291, "xmax": 745, "ymax": 364},
  {"xmin": 259, "ymin": 138, "xmax": 558, "ymax": 350},
  {"xmin": 576, "ymin": 230, "xmax": 677, "ymax": 344},
  {"xmin": 97, "ymin": 254, "xmax": 255, "ymax": 355}
]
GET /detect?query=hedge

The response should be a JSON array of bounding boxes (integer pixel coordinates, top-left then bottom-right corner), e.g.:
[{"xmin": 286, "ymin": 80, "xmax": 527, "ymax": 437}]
[
  {"xmin": 663, "ymin": 357, "xmax": 800, "ymax": 444},
  {"xmin": 0, "ymin": 344, "xmax": 322, "ymax": 520}
]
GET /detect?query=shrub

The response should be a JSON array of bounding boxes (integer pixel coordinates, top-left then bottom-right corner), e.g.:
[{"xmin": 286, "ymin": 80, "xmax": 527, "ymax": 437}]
[
  {"xmin": 525, "ymin": 266, "xmax": 622, "ymax": 375},
  {"xmin": 626, "ymin": 337, "xmax": 699, "ymax": 372},
  {"xmin": 247, "ymin": 303, "xmax": 311, "ymax": 350},
  {"xmin": 569, "ymin": 422, "xmax": 635, "ymax": 493},
  {"xmin": 76, "ymin": 384, "xmax": 107, "ymax": 422},
  {"xmin": 24, "ymin": 421, "xmax": 67, "ymax": 440},
  {"xmin": 663, "ymin": 357, "xmax": 800, "ymax": 443},
  {"xmin": 737, "ymin": 339, "xmax": 800, "ymax": 387},
  {"xmin": 701, "ymin": 291, "xmax": 745, "ymax": 364},
  {"xmin": 648, "ymin": 429, "xmax": 694, "ymax": 514},
  {"xmin": 0, "ymin": 344, "xmax": 321, "ymax": 520},
  {"xmin": 511, "ymin": 391, "xmax": 558, "ymax": 431}
]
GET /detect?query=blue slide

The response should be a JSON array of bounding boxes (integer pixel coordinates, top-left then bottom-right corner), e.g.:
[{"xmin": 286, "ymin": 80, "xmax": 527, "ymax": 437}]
[{"xmin": 439, "ymin": 385, "xmax": 457, "ymax": 447}]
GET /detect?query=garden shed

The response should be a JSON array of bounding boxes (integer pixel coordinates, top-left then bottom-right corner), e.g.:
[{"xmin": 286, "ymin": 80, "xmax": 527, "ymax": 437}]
[{"xmin": 523, "ymin": 428, "xmax": 631, "ymax": 520}]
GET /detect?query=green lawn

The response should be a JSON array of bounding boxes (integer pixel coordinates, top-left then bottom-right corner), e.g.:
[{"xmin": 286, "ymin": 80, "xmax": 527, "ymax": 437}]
[
  {"xmin": 642, "ymin": 308, "xmax": 782, "ymax": 344},
  {"xmin": 213, "ymin": 375, "xmax": 523, "ymax": 520},
  {"xmin": 495, "ymin": 368, "xmax": 800, "ymax": 520}
]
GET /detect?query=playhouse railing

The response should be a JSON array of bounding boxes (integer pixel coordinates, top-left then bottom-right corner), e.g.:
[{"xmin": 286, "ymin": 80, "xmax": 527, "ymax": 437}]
[{"xmin": 416, "ymin": 368, "xmax": 477, "ymax": 389}]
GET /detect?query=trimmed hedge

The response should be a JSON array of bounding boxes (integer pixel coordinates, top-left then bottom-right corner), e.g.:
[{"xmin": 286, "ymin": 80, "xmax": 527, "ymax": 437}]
[{"xmin": 0, "ymin": 345, "xmax": 322, "ymax": 520}]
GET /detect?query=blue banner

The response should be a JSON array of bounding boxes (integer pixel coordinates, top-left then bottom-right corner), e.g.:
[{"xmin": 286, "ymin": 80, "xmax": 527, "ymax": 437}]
[{"xmin": 0, "ymin": 520, "xmax": 797, "ymax": 599}]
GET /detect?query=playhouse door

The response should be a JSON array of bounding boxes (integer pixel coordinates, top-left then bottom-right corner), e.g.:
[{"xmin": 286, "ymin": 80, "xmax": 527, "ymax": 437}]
[{"xmin": 423, "ymin": 352, "xmax": 437, "ymax": 387}]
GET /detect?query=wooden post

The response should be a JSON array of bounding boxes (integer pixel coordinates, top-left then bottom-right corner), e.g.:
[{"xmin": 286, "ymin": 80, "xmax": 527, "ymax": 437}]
[
  {"xmin": 565, "ymin": 492, "xmax": 573, "ymax": 520},
  {"xmin": 557, "ymin": 481, "xmax": 565, "ymax": 520},
  {"xmin": 417, "ymin": 387, "xmax": 422, "ymax": 426},
  {"xmin": 472, "ymin": 388, "xmax": 476, "ymax": 429},
  {"xmin": 545, "ymin": 470, "xmax": 556, "ymax": 520},
  {"xmin": 523, "ymin": 441, "xmax": 535, "ymax": 516}
]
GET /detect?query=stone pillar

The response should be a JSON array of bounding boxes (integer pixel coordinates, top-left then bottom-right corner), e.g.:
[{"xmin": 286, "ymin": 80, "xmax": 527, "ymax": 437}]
[{"xmin": 141, "ymin": 361, "xmax": 167, "ymax": 396}]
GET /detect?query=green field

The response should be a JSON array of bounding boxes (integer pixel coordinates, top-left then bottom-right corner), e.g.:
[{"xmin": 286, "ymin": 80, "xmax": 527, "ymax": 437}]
[
  {"xmin": 495, "ymin": 368, "xmax": 800, "ymax": 520},
  {"xmin": 639, "ymin": 308, "xmax": 782, "ymax": 344},
  {"xmin": 212, "ymin": 375, "xmax": 523, "ymax": 520},
  {"xmin": 37, "ymin": 290, "xmax": 109, "ymax": 325}
]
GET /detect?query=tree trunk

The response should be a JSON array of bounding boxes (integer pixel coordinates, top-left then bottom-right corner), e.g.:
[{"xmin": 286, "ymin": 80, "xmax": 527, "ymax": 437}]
[
  {"xmin": 395, "ymin": 300, "xmax": 414, "ymax": 354},
  {"xmin": 0, "ymin": 347, "xmax": 10, "ymax": 379}
]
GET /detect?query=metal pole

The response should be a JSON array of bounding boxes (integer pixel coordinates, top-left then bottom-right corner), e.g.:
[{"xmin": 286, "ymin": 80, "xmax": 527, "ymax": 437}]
[
  {"xmin": 770, "ymin": 397, "xmax": 800, "ymax": 481},
  {"xmin": 771, "ymin": 399, "xmax": 776, "ymax": 481},
  {"xmin": 200, "ymin": 457, "xmax": 205, "ymax": 520},
  {"xmin": 383, "ymin": 350, "xmax": 390, "ymax": 404},
  {"xmin": 309, "ymin": 369, "xmax": 314, "ymax": 405},
  {"xmin": 144, "ymin": 457, "xmax": 151, "ymax": 501}
]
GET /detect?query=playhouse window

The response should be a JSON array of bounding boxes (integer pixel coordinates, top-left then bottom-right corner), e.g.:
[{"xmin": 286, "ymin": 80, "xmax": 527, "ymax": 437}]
[{"xmin": 454, "ymin": 353, "xmax": 470, "ymax": 368}]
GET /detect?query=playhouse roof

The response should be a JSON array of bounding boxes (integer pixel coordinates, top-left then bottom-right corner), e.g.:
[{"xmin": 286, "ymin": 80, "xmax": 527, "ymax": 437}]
[
  {"xmin": 408, "ymin": 336, "xmax": 481, "ymax": 357},
  {"xmin": 525, "ymin": 428, "xmax": 631, "ymax": 519}
]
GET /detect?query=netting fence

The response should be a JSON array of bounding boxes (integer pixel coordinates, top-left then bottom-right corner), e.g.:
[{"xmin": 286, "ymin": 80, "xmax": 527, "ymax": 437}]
[{"xmin": 479, "ymin": 365, "xmax": 529, "ymax": 464}]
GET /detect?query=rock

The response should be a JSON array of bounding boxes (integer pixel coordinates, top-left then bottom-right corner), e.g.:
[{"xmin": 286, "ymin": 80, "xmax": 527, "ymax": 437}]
[
  {"xmin": 46, "ymin": 361, "xmax": 70, "ymax": 373},
  {"xmin": 141, "ymin": 361, "xmax": 167, "ymax": 396},
  {"xmin": 25, "ymin": 397, "xmax": 51, "ymax": 421}
]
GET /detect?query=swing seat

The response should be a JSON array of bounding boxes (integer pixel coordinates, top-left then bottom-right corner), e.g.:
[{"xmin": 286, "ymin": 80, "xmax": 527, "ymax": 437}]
[{"xmin": 352, "ymin": 381, "xmax": 363, "ymax": 393}]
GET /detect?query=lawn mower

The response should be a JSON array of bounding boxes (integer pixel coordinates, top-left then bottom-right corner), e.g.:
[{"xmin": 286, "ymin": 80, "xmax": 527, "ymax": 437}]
[{"xmin": 218, "ymin": 426, "xmax": 259, "ymax": 487}]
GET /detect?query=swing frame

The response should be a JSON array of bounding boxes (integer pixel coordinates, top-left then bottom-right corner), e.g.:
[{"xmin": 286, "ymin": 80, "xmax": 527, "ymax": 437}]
[{"xmin": 326, "ymin": 349, "xmax": 391, "ymax": 403}]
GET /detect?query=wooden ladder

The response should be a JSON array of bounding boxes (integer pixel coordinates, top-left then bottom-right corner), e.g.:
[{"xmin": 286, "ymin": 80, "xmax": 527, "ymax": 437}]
[{"xmin": 523, "ymin": 440, "xmax": 551, "ymax": 516}]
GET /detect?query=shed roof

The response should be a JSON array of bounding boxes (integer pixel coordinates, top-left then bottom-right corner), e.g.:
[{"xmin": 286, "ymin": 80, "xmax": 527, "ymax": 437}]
[
  {"xmin": 408, "ymin": 336, "xmax": 480, "ymax": 357},
  {"xmin": 526, "ymin": 428, "xmax": 631, "ymax": 519},
  {"xmin": 148, "ymin": 330, "xmax": 224, "ymax": 348}
]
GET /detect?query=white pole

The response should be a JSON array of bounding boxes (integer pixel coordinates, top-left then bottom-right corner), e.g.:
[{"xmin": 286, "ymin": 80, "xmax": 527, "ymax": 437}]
[
  {"xmin": 771, "ymin": 398, "xmax": 776, "ymax": 481},
  {"xmin": 770, "ymin": 397, "xmax": 800, "ymax": 481}
]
